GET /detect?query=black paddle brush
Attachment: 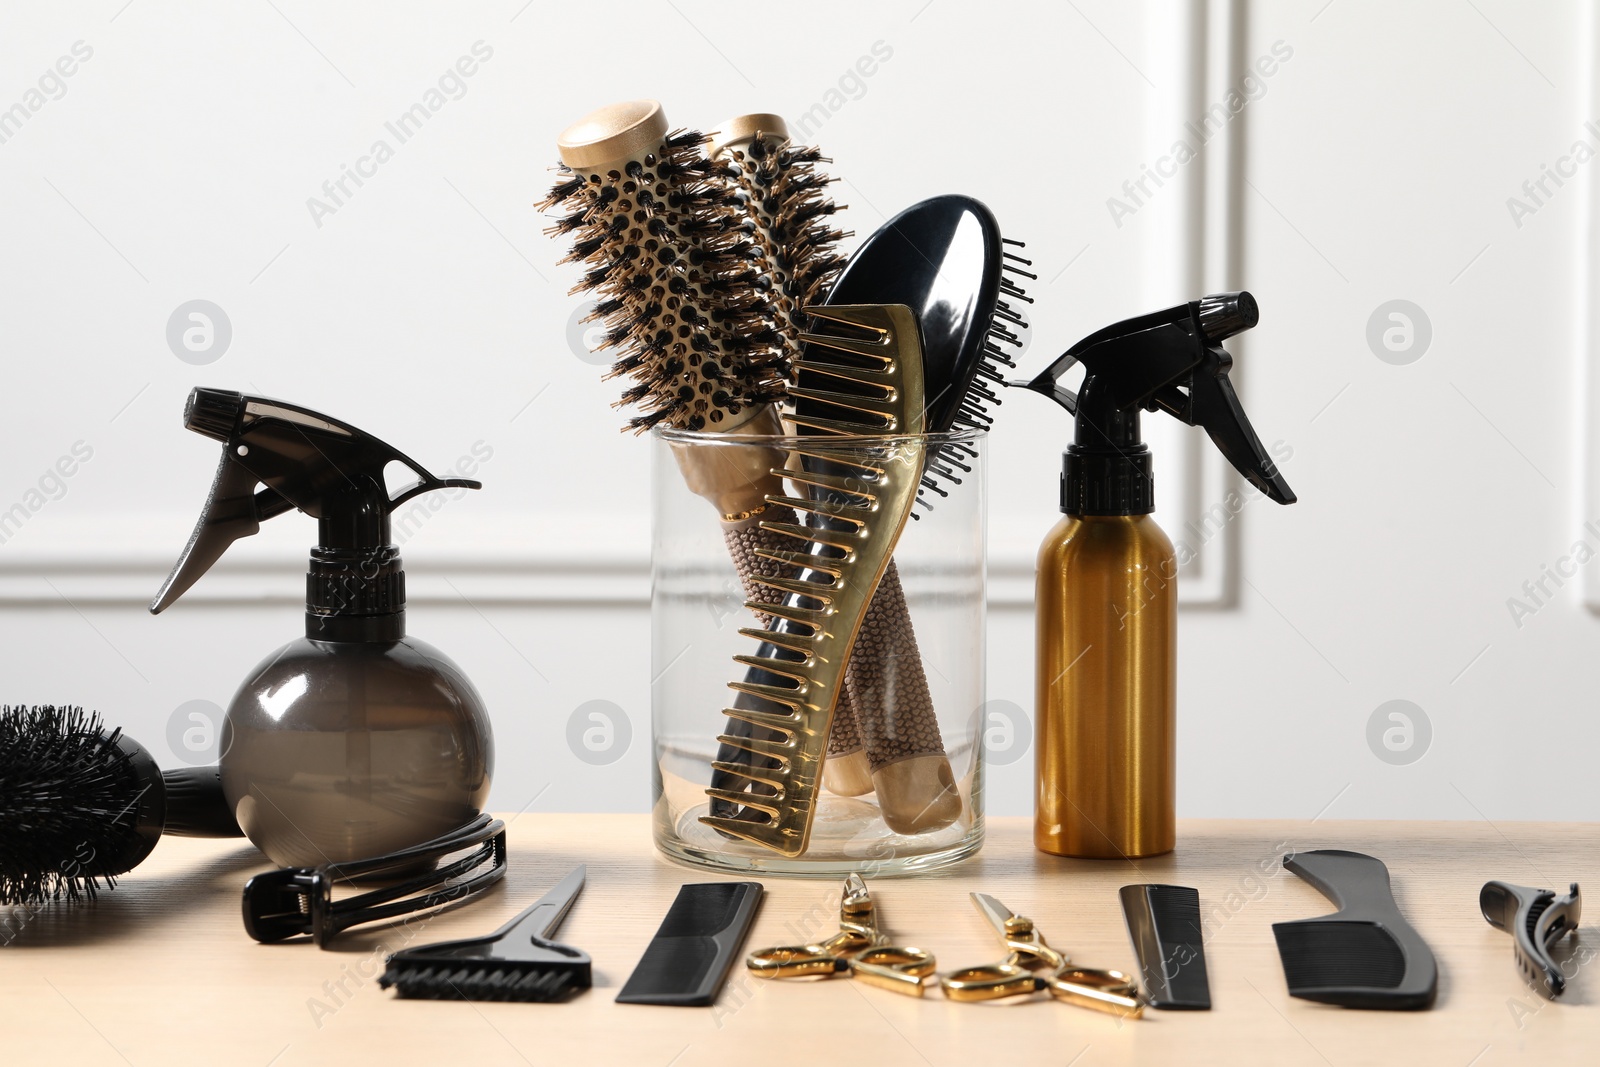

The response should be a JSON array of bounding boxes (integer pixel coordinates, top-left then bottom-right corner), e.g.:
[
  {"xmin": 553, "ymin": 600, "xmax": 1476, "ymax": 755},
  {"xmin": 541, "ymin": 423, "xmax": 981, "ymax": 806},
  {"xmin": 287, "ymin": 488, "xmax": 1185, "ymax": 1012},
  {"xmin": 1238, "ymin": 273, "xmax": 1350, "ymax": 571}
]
[
  {"xmin": 0, "ymin": 704, "xmax": 242, "ymax": 905},
  {"xmin": 820, "ymin": 193, "xmax": 1032, "ymax": 514}
]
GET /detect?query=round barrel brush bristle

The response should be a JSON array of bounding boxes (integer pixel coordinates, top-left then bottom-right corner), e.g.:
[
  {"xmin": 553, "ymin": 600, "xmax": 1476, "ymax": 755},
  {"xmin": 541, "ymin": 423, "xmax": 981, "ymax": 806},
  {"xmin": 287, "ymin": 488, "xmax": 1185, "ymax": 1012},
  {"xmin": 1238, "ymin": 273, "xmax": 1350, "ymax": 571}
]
[
  {"xmin": 0, "ymin": 704, "xmax": 241, "ymax": 907},
  {"xmin": 0, "ymin": 705, "xmax": 152, "ymax": 905},
  {"xmin": 541, "ymin": 101, "xmax": 785, "ymax": 433},
  {"xmin": 708, "ymin": 115, "xmax": 849, "ymax": 365}
]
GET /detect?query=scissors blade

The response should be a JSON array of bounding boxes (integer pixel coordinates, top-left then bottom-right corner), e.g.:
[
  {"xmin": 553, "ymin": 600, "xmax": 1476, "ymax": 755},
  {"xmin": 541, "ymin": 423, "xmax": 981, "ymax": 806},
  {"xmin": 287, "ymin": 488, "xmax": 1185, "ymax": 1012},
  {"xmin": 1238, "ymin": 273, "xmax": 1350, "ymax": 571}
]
[
  {"xmin": 512, "ymin": 865, "xmax": 586, "ymax": 940},
  {"xmin": 971, "ymin": 893, "xmax": 1015, "ymax": 937}
]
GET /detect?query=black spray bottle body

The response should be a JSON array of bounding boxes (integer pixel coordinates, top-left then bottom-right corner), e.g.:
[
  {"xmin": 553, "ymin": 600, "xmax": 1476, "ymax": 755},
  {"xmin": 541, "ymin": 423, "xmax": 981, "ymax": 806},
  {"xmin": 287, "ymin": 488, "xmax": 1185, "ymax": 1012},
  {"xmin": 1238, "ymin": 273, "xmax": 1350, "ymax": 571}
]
[{"xmin": 151, "ymin": 388, "xmax": 492, "ymax": 867}]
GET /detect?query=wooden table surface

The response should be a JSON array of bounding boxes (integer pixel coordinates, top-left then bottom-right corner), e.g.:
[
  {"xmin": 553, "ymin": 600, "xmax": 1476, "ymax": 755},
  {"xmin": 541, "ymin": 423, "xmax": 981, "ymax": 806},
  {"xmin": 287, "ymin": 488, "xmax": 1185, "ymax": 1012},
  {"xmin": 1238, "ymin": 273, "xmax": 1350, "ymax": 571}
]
[{"xmin": 2, "ymin": 815, "xmax": 1594, "ymax": 1066}]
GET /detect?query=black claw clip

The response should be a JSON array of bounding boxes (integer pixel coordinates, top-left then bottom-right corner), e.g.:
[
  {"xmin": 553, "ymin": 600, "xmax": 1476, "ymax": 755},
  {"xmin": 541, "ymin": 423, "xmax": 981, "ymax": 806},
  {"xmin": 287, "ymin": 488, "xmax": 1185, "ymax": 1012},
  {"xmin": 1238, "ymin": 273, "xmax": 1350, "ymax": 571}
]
[{"xmin": 1480, "ymin": 880, "xmax": 1581, "ymax": 999}]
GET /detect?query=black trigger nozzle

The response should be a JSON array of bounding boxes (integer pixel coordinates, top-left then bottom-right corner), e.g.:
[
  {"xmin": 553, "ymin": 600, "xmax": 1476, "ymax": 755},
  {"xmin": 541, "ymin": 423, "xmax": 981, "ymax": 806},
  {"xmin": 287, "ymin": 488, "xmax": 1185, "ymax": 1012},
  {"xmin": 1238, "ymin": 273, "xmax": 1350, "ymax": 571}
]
[
  {"xmin": 1197, "ymin": 291, "xmax": 1258, "ymax": 342},
  {"xmin": 183, "ymin": 388, "xmax": 245, "ymax": 441}
]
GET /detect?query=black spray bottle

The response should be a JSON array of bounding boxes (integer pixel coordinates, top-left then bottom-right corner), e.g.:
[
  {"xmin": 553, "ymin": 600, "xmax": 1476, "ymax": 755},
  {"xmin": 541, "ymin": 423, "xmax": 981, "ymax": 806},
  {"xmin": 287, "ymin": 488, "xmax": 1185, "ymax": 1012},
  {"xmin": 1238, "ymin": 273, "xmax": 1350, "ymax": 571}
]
[
  {"xmin": 151, "ymin": 388, "xmax": 493, "ymax": 867},
  {"xmin": 1016, "ymin": 293, "xmax": 1294, "ymax": 858}
]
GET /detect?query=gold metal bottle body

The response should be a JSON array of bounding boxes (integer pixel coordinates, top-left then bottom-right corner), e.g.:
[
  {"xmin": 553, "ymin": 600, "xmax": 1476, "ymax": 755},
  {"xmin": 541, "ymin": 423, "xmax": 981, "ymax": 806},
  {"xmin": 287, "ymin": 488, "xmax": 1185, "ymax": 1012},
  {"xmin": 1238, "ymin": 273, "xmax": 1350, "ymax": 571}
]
[{"xmin": 1035, "ymin": 514, "xmax": 1175, "ymax": 859}]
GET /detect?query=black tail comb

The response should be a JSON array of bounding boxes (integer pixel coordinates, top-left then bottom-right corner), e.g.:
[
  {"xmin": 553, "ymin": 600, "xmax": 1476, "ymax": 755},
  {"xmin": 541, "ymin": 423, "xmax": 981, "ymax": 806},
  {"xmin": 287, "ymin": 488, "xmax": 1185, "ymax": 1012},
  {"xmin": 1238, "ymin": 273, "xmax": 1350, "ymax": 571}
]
[
  {"xmin": 1480, "ymin": 880, "xmax": 1580, "ymax": 999},
  {"xmin": 1272, "ymin": 850, "xmax": 1437, "ymax": 1010}
]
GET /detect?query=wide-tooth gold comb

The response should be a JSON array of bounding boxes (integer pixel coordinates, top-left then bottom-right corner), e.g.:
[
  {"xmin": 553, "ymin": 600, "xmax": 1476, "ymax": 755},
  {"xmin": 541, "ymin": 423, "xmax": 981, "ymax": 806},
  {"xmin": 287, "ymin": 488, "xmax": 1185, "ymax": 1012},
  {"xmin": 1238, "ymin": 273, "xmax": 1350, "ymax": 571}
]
[{"xmin": 700, "ymin": 304, "xmax": 926, "ymax": 855}]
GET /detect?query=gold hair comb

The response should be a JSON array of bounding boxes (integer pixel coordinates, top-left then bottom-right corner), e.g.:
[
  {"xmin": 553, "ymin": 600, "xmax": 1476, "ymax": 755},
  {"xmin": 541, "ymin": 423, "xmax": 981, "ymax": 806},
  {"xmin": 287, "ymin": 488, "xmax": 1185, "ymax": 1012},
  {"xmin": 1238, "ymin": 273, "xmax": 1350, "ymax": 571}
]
[{"xmin": 701, "ymin": 304, "xmax": 926, "ymax": 855}]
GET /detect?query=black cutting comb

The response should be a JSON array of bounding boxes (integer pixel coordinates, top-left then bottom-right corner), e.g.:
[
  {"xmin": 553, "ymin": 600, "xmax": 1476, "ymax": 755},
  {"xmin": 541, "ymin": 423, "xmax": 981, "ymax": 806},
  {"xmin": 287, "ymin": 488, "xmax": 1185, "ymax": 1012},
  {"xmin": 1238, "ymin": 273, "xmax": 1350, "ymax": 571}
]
[
  {"xmin": 1120, "ymin": 884, "xmax": 1211, "ymax": 1009},
  {"xmin": 378, "ymin": 866, "xmax": 590, "ymax": 1002},
  {"xmin": 1480, "ymin": 880, "xmax": 1581, "ymax": 999},
  {"xmin": 821, "ymin": 194, "xmax": 1031, "ymax": 514},
  {"xmin": 1272, "ymin": 850, "xmax": 1437, "ymax": 1010}
]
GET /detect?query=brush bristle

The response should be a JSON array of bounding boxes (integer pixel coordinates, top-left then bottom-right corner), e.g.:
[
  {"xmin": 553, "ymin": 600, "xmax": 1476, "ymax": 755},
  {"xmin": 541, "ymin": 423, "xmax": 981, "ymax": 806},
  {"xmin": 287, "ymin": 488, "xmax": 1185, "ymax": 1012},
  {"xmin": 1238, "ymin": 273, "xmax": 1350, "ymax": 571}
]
[
  {"xmin": 379, "ymin": 962, "xmax": 578, "ymax": 1002},
  {"xmin": 717, "ymin": 133, "xmax": 849, "ymax": 367},
  {"xmin": 541, "ymin": 129, "xmax": 785, "ymax": 432},
  {"xmin": 914, "ymin": 239, "xmax": 1034, "ymax": 517},
  {"xmin": 0, "ymin": 705, "xmax": 143, "ymax": 905}
]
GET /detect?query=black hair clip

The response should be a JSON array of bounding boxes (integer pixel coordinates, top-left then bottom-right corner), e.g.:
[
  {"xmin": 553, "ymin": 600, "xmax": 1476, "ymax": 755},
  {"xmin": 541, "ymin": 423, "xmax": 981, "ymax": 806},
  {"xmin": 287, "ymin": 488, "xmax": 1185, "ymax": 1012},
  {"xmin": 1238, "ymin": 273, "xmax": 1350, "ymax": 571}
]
[
  {"xmin": 242, "ymin": 814, "xmax": 507, "ymax": 947},
  {"xmin": 1480, "ymin": 880, "xmax": 1582, "ymax": 998}
]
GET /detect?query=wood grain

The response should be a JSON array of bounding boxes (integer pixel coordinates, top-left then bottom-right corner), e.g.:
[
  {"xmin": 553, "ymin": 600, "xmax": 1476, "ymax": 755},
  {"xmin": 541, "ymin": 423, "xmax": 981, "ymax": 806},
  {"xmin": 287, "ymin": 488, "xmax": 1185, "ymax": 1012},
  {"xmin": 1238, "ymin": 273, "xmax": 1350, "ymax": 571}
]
[{"xmin": 2, "ymin": 816, "xmax": 1595, "ymax": 1066}]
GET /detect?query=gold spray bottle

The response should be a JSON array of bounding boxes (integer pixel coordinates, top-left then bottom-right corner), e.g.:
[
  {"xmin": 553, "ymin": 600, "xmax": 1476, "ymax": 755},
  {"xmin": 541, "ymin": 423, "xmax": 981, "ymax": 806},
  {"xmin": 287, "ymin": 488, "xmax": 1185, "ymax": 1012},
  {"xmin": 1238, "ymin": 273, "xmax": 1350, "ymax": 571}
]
[{"xmin": 1015, "ymin": 293, "xmax": 1295, "ymax": 858}]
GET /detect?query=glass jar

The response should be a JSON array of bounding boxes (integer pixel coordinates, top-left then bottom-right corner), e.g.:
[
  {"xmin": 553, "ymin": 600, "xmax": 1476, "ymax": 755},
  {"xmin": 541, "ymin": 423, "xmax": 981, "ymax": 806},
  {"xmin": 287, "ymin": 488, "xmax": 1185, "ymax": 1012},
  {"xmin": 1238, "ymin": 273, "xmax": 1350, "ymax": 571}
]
[{"xmin": 651, "ymin": 426, "xmax": 986, "ymax": 876}]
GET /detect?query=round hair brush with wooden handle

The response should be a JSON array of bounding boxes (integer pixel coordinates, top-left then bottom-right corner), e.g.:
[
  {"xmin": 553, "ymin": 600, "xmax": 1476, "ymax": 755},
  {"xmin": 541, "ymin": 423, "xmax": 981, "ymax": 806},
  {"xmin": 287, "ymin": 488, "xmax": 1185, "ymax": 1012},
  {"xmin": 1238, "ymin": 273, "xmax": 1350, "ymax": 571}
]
[
  {"xmin": 711, "ymin": 116, "xmax": 962, "ymax": 833},
  {"xmin": 540, "ymin": 101, "xmax": 870, "ymax": 817}
]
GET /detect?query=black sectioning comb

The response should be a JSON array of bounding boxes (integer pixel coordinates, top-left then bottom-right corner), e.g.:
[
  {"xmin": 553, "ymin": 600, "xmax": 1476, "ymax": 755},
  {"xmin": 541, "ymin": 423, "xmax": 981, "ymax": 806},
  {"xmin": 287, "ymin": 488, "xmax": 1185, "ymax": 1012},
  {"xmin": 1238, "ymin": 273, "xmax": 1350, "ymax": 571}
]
[
  {"xmin": 1480, "ymin": 879, "xmax": 1581, "ymax": 999},
  {"xmin": 378, "ymin": 865, "xmax": 591, "ymax": 1002},
  {"xmin": 1272, "ymin": 850, "xmax": 1437, "ymax": 1010}
]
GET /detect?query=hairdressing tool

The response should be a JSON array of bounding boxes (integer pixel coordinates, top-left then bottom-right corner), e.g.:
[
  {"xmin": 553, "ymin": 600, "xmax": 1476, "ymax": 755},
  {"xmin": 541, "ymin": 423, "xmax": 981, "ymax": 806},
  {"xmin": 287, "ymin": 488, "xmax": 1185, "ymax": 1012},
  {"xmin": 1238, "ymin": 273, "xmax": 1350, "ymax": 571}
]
[
  {"xmin": 1017, "ymin": 292, "xmax": 1293, "ymax": 859},
  {"xmin": 706, "ymin": 115, "xmax": 878, "ymax": 799},
  {"xmin": 701, "ymin": 304, "xmax": 927, "ymax": 855},
  {"xmin": 543, "ymin": 103, "xmax": 872, "ymax": 822},
  {"xmin": 790, "ymin": 193, "xmax": 1030, "ymax": 831},
  {"xmin": 748, "ymin": 874, "xmax": 934, "ymax": 997},
  {"xmin": 827, "ymin": 194, "xmax": 1031, "ymax": 512},
  {"xmin": 1480, "ymin": 880, "xmax": 1581, "ymax": 999},
  {"xmin": 379, "ymin": 865, "xmax": 590, "ymax": 1002},
  {"xmin": 0, "ymin": 704, "xmax": 242, "ymax": 906},
  {"xmin": 1273, "ymin": 850, "xmax": 1437, "ymax": 1010},
  {"xmin": 617, "ymin": 881, "xmax": 763, "ymax": 1005},
  {"xmin": 706, "ymin": 113, "xmax": 847, "ymax": 362},
  {"xmin": 150, "ymin": 388, "xmax": 492, "ymax": 868},
  {"xmin": 939, "ymin": 893, "xmax": 1144, "ymax": 1017},
  {"xmin": 243, "ymin": 814, "xmax": 506, "ymax": 947},
  {"xmin": 1119, "ymin": 884, "xmax": 1211, "ymax": 1009},
  {"xmin": 700, "ymin": 113, "xmax": 877, "ymax": 804}
]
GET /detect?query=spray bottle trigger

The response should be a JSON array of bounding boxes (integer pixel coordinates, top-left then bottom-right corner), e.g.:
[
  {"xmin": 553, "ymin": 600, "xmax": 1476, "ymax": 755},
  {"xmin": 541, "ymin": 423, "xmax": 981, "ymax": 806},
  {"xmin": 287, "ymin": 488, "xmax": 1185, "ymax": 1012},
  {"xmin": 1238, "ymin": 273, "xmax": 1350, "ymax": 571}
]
[
  {"xmin": 149, "ymin": 455, "xmax": 291, "ymax": 614},
  {"xmin": 1187, "ymin": 373, "xmax": 1295, "ymax": 505}
]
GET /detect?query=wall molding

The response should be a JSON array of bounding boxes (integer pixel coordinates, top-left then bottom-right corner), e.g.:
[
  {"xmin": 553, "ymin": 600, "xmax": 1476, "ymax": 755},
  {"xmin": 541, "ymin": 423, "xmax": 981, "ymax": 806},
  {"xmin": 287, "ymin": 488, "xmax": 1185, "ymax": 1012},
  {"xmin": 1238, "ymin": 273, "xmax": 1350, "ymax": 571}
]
[
  {"xmin": 1583, "ymin": 0, "xmax": 1600, "ymax": 611},
  {"xmin": 0, "ymin": 536, "xmax": 1044, "ymax": 608}
]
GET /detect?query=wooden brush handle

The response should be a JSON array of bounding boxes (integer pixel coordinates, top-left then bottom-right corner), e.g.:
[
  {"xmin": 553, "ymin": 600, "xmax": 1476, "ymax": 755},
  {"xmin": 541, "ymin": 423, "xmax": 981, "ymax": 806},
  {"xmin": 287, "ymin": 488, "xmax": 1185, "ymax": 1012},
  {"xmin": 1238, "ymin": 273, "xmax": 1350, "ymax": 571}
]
[{"xmin": 845, "ymin": 560, "xmax": 962, "ymax": 834}]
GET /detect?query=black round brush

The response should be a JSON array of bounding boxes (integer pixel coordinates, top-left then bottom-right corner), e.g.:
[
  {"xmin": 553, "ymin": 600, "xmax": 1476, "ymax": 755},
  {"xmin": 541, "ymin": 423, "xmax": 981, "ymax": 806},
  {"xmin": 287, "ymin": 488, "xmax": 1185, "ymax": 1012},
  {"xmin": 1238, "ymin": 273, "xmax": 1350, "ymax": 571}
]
[{"xmin": 0, "ymin": 704, "xmax": 243, "ymax": 906}]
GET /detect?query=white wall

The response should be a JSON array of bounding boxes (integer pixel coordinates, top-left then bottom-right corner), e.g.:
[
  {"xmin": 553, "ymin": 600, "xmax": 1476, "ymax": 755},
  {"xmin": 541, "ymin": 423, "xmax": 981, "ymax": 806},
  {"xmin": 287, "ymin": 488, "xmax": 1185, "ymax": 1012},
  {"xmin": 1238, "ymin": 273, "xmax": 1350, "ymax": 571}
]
[{"xmin": 1, "ymin": 0, "xmax": 1593, "ymax": 822}]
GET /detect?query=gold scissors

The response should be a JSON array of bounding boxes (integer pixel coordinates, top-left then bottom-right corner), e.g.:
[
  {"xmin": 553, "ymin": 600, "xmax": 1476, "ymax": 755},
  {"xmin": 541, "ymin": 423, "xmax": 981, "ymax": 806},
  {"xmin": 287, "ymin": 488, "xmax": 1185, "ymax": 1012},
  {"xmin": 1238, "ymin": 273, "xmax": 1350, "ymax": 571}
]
[
  {"xmin": 747, "ymin": 874, "xmax": 937, "ymax": 997},
  {"xmin": 939, "ymin": 893, "xmax": 1144, "ymax": 1017}
]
